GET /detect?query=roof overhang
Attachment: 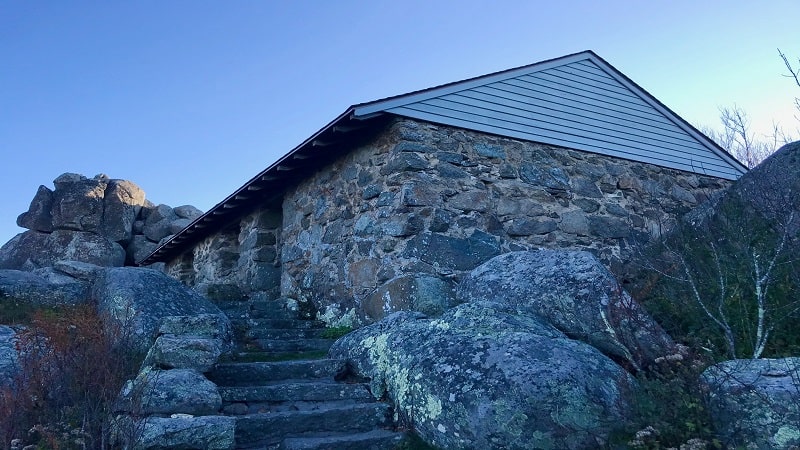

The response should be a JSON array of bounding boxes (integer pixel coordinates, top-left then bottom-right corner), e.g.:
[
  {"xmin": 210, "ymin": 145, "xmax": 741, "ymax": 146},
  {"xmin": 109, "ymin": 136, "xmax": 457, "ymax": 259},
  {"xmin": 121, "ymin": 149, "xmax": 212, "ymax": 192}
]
[{"xmin": 137, "ymin": 110, "xmax": 392, "ymax": 265}]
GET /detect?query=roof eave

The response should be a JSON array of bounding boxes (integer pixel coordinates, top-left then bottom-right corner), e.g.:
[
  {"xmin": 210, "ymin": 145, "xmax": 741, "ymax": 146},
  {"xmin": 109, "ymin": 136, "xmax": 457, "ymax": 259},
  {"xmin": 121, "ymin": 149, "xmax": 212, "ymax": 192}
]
[{"xmin": 137, "ymin": 107, "xmax": 388, "ymax": 265}]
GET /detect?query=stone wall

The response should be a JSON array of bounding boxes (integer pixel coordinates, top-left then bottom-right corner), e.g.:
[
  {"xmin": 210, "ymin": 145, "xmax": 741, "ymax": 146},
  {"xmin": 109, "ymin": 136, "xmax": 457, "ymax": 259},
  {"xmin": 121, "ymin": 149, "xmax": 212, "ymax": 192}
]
[
  {"xmin": 165, "ymin": 209, "xmax": 281, "ymax": 301},
  {"xmin": 166, "ymin": 118, "xmax": 731, "ymax": 326}
]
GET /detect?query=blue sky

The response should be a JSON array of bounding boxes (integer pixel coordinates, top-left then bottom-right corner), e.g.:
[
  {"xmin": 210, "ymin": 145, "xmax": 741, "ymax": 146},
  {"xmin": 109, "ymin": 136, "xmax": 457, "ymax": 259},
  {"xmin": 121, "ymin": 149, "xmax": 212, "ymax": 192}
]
[{"xmin": 1, "ymin": 1, "xmax": 798, "ymax": 247}]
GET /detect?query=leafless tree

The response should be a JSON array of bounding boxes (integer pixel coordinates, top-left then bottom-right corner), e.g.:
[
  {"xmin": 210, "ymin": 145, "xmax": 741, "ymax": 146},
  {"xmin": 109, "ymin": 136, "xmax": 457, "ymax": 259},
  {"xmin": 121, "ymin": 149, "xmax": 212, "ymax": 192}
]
[
  {"xmin": 700, "ymin": 50, "xmax": 799, "ymax": 169},
  {"xmin": 721, "ymin": 106, "xmax": 776, "ymax": 168},
  {"xmin": 700, "ymin": 107, "xmax": 789, "ymax": 169},
  {"xmin": 639, "ymin": 183, "xmax": 799, "ymax": 359}
]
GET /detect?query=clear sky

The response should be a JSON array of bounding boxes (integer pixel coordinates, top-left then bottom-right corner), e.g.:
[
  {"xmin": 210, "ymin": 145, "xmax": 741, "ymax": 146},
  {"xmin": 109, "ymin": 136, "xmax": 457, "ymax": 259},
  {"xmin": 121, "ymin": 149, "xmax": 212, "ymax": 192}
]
[{"xmin": 2, "ymin": 1, "xmax": 798, "ymax": 247}]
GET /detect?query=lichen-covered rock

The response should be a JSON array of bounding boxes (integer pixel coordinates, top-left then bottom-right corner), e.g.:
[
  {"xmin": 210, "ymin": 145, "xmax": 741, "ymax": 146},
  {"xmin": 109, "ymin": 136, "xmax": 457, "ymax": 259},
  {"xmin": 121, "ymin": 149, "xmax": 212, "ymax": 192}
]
[
  {"xmin": 701, "ymin": 358, "xmax": 800, "ymax": 449},
  {"xmin": 120, "ymin": 368, "xmax": 221, "ymax": 416},
  {"xmin": 0, "ymin": 268, "xmax": 90, "ymax": 307},
  {"xmin": 363, "ymin": 274, "xmax": 458, "ymax": 321},
  {"xmin": 0, "ymin": 326, "xmax": 20, "ymax": 384},
  {"xmin": 156, "ymin": 314, "xmax": 233, "ymax": 342},
  {"xmin": 102, "ymin": 179, "xmax": 146, "ymax": 244},
  {"xmin": 114, "ymin": 415, "xmax": 235, "ymax": 450},
  {"xmin": 457, "ymin": 250, "xmax": 675, "ymax": 370},
  {"xmin": 0, "ymin": 230, "xmax": 126, "ymax": 270},
  {"xmin": 143, "ymin": 336, "xmax": 223, "ymax": 372},
  {"xmin": 144, "ymin": 314, "xmax": 231, "ymax": 373},
  {"xmin": 330, "ymin": 304, "xmax": 636, "ymax": 450},
  {"xmin": 16, "ymin": 185, "xmax": 55, "ymax": 232},
  {"xmin": 93, "ymin": 267, "xmax": 230, "ymax": 351},
  {"xmin": 50, "ymin": 173, "xmax": 107, "ymax": 232},
  {"xmin": 173, "ymin": 205, "xmax": 203, "ymax": 221}
]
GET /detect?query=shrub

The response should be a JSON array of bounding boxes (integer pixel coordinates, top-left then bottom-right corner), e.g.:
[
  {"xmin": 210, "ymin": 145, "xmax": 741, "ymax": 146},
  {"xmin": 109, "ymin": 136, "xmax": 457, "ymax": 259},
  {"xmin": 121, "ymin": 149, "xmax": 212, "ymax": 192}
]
[
  {"xmin": 0, "ymin": 305, "xmax": 141, "ymax": 449},
  {"xmin": 611, "ymin": 352, "xmax": 721, "ymax": 449},
  {"xmin": 633, "ymin": 193, "xmax": 799, "ymax": 360}
]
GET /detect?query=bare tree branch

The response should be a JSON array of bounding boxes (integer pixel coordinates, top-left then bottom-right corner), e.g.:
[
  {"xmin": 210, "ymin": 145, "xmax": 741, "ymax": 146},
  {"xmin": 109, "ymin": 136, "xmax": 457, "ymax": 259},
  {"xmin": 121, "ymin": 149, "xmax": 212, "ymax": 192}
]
[
  {"xmin": 778, "ymin": 48, "xmax": 800, "ymax": 122},
  {"xmin": 779, "ymin": 48, "xmax": 800, "ymax": 88},
  {"xmin": 718, "ymin": 106, "xmax": 774, "ymax": 168}
]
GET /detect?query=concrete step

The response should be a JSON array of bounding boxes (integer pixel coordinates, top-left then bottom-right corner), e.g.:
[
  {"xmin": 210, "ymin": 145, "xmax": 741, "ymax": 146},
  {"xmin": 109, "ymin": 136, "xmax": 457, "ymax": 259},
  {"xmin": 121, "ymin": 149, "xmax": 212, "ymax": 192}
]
[
  {"xmin": 208, "ymin": 359, "xmax": 346, "ymax": 386},
  {"xmin": 234, "ymin": 403, "xmax": 392, "ymax": 447},
  {"xmin": 281, "ymin": 429, "xmax": 407, "ymax": 450},
  {"xmin": 250, "ymin": 338, "xmax": 335, "ymax": 354},
  {"xmin": 220, "ymin": 380, "xmax": 373, "ymax": 404}
]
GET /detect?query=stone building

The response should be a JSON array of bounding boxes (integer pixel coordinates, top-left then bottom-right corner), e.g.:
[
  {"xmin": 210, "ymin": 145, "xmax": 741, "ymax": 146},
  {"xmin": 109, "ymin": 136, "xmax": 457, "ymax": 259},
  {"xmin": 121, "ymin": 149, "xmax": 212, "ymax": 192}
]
[{"xmin": 140, "ymin": 51, "xmax": 747, "ymax": 327}]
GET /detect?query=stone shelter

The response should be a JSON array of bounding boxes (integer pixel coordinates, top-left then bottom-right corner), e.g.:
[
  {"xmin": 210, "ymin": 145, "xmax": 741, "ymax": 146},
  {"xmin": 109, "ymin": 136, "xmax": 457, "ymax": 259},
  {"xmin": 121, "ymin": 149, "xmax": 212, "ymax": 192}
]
[{"xmin": 140, "ymin": 50, "xmax": 747, "ymax": 327}]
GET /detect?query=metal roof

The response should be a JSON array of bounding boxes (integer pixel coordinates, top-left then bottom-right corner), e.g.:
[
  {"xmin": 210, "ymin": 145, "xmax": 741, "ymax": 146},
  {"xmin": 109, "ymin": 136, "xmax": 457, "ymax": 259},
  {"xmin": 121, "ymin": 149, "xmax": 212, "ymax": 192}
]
[{"xmin": 138, "ymin": 50, "xmax": 747, "ymax": 265}]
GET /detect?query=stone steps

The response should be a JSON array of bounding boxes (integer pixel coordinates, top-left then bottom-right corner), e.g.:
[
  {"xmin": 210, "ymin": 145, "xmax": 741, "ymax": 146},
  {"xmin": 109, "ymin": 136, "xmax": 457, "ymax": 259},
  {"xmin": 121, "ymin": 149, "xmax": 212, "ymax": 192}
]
[
  {"xmin": 246, "ymin": 327, "xmax": 328, "ymax": 340},
  {"xmin": 250, "ymin": 318, "xmax": 328, "ymax": 330},
  {"xmin": 209, "ymin": 296, "xmax": 407, "ymax": 449},
  {"xmin": 234, "ymin": 403, "xmax": 393, "ymax": 448},
  {"xmin": 249, "ymin": 337, "xmax": 336, "ymax": 354},
  {"xmin": 281, "ymin": 429, "xmax": 407, "ymax": 450},
  {"xmin": 222, "ymin": 350, "xmax": 330, "ymax": 363},
  {"xmin": 208, "ymin": 359, "xmax": 345, "ymax": 386},
  {"xmin": 220, "ymin": 380, "xmax": 374, "ymax": 404}
]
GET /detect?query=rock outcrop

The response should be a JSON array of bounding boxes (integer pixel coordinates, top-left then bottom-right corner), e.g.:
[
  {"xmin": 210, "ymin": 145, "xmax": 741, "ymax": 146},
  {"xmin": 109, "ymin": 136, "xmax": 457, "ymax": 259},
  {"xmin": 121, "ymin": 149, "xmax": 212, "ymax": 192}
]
[
  {"xmin": 0, "ymin": 268, "xmax": 90, "ymax": 307},
  {"xmin": 0, "ymin": 229, "xmax": 126, "ymax": 269},
  {"xmin": 0, "ymin": 263, "xmax": 232, "ymax": 395},
  {"xmin": 701, "ymin": 358, "xmax": 800, "ymax": 449},
  {"xmin": 0, "ymin": 172, "xmax": 203, "ymax": 269},
  {"xmin": 93, "ymin": 267, "xmax": 231, "ymax": 352},
  {"xmin": 114, "ymin": 314, "xmax": 235, "ymax": 450},
  {"xmin": 330, "ymin": 250, "xmax": 672, "ymax": 449}
]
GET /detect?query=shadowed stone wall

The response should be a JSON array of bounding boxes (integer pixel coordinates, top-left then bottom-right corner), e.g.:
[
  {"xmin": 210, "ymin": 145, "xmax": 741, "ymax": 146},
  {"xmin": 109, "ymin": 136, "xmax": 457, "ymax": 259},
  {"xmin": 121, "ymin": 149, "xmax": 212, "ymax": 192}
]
[
  {"xmin": 166, "ymin": 209, "xmax": 281, "ymax": 301},
  {"xmin": 166, "ymin": 118, "xmax": 731, "ymax": 325}
]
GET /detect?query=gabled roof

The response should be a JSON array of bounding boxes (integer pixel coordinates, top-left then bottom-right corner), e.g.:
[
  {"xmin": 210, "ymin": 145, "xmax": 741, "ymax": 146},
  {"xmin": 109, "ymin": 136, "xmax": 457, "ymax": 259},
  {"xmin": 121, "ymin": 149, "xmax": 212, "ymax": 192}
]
[
  {"xmin": 139, "ymin": 50, "xmax": 747, "ymax": 265},
  {"xmin": 354, "ymin": 50, "xmax": 746, "ymax": 179}
]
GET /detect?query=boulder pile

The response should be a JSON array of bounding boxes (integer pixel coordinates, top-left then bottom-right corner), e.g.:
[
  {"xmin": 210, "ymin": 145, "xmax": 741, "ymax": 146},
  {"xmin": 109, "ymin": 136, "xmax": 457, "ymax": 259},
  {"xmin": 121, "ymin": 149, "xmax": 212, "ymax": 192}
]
[
  {"xmin": 0, "ymin": 172, "xmax": 202, "ymax": 269},
  {"xmin": 331, "ymin": 249, "xmax": 679, "ymax": 449}
]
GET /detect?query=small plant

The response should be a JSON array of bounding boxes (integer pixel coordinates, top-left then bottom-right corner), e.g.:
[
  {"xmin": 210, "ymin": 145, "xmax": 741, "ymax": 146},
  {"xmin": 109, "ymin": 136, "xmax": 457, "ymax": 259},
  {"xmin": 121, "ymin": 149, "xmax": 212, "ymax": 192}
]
[
  {"xmin": 0, "ymin": 297, "xmax": 50, "ymax": 325},
  {"xmin": 393, "ymin": 431, "xmax": 439, "ymax": 450},
  {"xmin": 321, "ymin": 325, "xmax": 353, "ymax": 339}
]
